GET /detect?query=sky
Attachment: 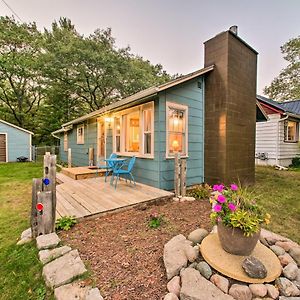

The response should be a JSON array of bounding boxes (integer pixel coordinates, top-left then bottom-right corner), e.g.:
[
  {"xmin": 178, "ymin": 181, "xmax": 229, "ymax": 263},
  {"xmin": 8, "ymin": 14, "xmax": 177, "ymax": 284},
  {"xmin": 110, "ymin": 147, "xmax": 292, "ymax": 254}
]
[{"xmin": 1, "ymin": 0, "xmax": 299, "ymax": 95}]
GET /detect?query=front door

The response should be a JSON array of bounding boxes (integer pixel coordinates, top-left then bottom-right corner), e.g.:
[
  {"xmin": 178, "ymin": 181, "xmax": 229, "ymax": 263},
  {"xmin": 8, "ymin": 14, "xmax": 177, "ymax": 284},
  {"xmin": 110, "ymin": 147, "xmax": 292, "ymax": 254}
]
[
  {"xmin": 97, "ymin": 120, "xmax": 105, "ymax": 160},
  {"xmin": 0, "ymin": 134, "xmax": 7, "ymax": 162}
]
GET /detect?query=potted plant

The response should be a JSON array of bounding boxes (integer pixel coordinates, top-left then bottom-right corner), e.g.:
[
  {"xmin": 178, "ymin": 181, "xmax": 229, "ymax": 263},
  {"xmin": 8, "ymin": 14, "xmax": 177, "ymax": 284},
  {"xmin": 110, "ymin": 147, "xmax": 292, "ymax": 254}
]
[{"xmin": 210, "ymin": 184, "xmax": 271, "ymax": 256}]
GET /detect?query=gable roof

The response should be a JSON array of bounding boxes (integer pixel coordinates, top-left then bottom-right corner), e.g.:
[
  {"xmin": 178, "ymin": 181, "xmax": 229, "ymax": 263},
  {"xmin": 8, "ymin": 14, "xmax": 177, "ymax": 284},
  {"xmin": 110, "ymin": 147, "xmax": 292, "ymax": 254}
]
[
  {"xmin": 280, "ymin": 100, "xmax": 300, "ymax": 115},
  {"xmin": 0, "ymin": 119, "xmax": 34, "ymax": 135},
  {"xmin": 53, "ymin": 65, "xmax": 214, "ymax": 133}
]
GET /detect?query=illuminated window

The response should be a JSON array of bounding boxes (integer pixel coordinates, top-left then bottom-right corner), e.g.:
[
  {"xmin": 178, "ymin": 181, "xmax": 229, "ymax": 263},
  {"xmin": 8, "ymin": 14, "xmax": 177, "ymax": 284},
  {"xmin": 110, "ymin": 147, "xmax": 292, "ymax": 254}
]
[
  {"xmin": 166, "ymin": 102, "xmax": 188, "ymax": 157},
  {"xmin": 284, "ymin": 121, "xmax": 299, "ymax": 142},
  {"xmin": 143, "ymin": 109, "xmax": 152, "ymax": 154},
  {"xmin": 64, "ymin": 132, "xmax": 68, "ymax": 151},
  {"xmin": 115, "ymin": 117, "xmax": 121, "ymax": 152},
  {"xmin": 125, "ymin": 111, "xmax": 140, "ymax": 152},
  {"xmin": 77, "ymin": 124, "xmax": 84, "ymax": 144}
]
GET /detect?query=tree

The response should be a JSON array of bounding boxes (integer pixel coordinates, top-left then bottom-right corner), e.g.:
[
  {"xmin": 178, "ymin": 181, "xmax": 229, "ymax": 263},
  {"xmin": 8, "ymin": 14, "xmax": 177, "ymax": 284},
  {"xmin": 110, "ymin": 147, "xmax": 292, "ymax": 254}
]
[{"xmin": 264, "ymin": 36, "xmax": 300, "ymax": 102}]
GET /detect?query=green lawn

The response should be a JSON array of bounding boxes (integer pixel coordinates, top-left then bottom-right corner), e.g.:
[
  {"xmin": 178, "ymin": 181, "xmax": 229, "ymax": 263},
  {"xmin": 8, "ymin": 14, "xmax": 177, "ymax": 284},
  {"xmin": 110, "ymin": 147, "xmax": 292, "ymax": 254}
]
[
  {"xmin": 0, "ymin": 163, "xmax": 299, "ymax": 299},
  {"xmin": 0, "ymin": 162, "xmax": 53, "ymax": 300},
  {"xmin": 251, "ymin": 166, "xmax": 300, "ymax": 244}
]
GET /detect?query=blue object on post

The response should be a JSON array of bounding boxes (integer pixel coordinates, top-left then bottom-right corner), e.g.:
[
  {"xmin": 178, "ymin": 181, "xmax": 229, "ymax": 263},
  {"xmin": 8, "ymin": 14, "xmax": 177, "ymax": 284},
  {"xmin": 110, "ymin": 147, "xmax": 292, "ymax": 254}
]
[
  {"xmin": 112, "ymin": 156, "xmax": 136, "ymax": 189},
  {"xmin": 97, "ymin": 153, "xmax": 117, "ymax": 182}
]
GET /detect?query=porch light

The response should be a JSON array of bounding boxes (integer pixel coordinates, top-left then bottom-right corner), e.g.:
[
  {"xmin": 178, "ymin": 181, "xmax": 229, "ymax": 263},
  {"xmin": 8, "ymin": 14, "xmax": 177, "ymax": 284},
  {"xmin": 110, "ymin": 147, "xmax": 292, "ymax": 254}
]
[{"xmin": 105, "ymin": 117, "xmax": 112, "ymax": 123}]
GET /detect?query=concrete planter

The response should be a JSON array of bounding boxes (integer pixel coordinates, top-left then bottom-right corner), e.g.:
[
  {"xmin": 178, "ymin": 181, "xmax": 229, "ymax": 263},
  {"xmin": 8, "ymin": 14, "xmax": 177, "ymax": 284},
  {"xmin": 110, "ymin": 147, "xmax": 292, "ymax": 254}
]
[{"xmin": 217, "ymin": 222, "xmax": 260, "ymax": 256}]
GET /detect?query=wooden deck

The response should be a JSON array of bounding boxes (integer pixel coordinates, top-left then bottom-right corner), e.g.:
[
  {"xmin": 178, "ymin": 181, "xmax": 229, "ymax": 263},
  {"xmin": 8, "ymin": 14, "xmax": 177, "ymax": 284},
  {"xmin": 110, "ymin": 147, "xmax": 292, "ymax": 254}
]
[
  {"xmin": 60, "ymin": 166, "xmax": 106, "ymax": 180},
  {"xmin": 56, "ymin": 173, "xmax": 174, "ymax": 219}
]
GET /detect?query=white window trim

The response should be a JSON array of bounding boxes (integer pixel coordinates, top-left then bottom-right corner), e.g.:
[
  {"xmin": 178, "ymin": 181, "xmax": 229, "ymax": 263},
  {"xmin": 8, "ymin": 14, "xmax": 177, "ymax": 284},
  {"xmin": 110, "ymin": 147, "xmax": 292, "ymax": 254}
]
[
  {"xmin": 166, "ymin": 101, "xmax": 189, "ymax": 159},
  {"xmin": 112, "ymin": 102, "xmax": 154, "ymax": 159},
  {"xmin": 0, "ymin": 132, "xmax": 8, "ymax": 162},
  {"xmin": 284, "ymin": 120, "xmax": 299, "ymax": 143},
  {"xmin": 76, "ymin": 124, "xmax": 85, "ymax": 144},
  {"xmin": 64, "ymin": 132, "xmax": 68, "ymax": 152}
]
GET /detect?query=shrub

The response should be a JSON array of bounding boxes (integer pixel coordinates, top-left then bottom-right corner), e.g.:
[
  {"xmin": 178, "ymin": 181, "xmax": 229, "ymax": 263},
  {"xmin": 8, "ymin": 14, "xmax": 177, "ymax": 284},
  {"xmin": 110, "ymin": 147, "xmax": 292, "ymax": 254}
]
[
  {"xmin": 187, "ymin": 183, "xmax": 212, "ymax": 200},
  {"xmin": 55, "ymin": 216, "xmax": 77, "ymax": 231},
  {"xmin": 148, "ymin": 212, "xmax": 164, "ymax": 229},
  {"xmin": 291, "ymin": 156, "xmax": 300, "ymax": 168}
]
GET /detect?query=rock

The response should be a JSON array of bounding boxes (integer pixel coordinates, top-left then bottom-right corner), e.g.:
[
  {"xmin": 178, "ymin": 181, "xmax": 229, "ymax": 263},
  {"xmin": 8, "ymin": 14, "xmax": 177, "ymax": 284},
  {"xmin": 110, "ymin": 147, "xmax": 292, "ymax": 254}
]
[
  {"xmin": 289, "ymin": 247, "xmax": 300, "ymax": 266},
  {"xmin": 187, "ymin": 229, "xmax": 209, "ymax": 244},
  {"xmin": 270, "ymin": 245, "xmax": 286, "ymax": 256},
  {"xmin": 188, "ymin": 262, "xmax": 198, "ymax": 269},
  {"xmin": 265, "ymin": 284, "xmax": 280, "ymax": 299},
  {"xmin": 211, "ymin": 225, "xmax": 218, "ymax": 234},
  {"xmin": 54, "ymin": 282, "xmax": 103, "ymax": 300},
  {"xmin": 164, "ymin": 293, "xmax": 179, "ymax": 300},
  {"xmin": 17, "ymin": 228, "xmax": 33, "ymax": 245},
  {"xmin": 181, "ymin": 196, "xmax": 195, "ymax": 202},
  {"xmin": 163, "ymin": 234, "xmax": 188, "ymax": 280},
  {"xmin": 39, "ymin": 246, "xmax": 72, "ymax": 265},
  {"xmin": 167, "ymin": 276, "xmax": 180, "ymax": 296},
  {"xmin": 283, "ymin": 263, "xmax": 299, "ymax": 281},
  {"xmin": 279, "ymin": 253, "xmax": 296, "ymax": 267},
  {"xmin": 229, "ymin": 284, "xmax": 252, "ymax": 300},
  {"xmin": 173, "ymin": 197, "xmax": 180, "ymax": 202},
  {"xmin": 260, "ymin": 229, "xmax": 290, "ymax": 244},
  {"xmin": 249, "ymin": 284, "xmax": 267, "ymax": 298},
  {"xmin": 275, "ymin": 277, "xmax": 300, "ymax": 297},
  {"xmin": 36, "ymin": 233, "xmax": 60, "ymax": 250},
  {"xmin": 196, "ymin": 261, "xmax": 212, "ymax": 279},
  {"xmin": 276, "ymin": 241, "xmax": 299, "ymax": 252},
  {"xmin": 293, "ymin": 269, "xmax": 300, "ymax": 289},
  {"xmin": 242, "ymin": 256, "xmax": 267, "ymax": 279},
  {"xmin": 279, "ymin": 297, "xmax": 300, "ymax": 300},
  {"xmin": 183, "ymin": 244, "xmax": 199, "ymax": 262},
  {"xmin": 180, "ymin": 268, "xmax": 234, "ymax": 300},
  {"xmin": 210, "ymin": 274, "xmax": 229, "ymax": 294},
  {"xmin": 43, "ymin": 249, "xmax": 87, "ymax": 288},
  {"xmin": 259, "ymin": 236, "xmax": 269, "ymax": 247}
]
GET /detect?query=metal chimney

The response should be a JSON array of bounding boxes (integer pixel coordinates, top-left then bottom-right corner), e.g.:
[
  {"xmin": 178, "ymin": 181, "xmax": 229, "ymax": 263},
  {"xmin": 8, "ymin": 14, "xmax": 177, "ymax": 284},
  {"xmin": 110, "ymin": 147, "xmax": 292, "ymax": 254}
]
[{"xmin": 229, "ymin": 25, "xmax": 238, "ymax": 35}]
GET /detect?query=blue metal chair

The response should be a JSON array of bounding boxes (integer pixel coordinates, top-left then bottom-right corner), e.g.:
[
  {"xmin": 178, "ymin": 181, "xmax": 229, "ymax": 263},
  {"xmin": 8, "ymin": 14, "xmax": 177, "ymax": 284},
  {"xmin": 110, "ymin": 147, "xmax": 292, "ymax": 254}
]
[
  {"xmin": 112, "ymin": 156, "xmax": 136, "ymax": 189},
  {"xmin": 97, "ymin": 153, "xmax": 117, "ymax": 182}
]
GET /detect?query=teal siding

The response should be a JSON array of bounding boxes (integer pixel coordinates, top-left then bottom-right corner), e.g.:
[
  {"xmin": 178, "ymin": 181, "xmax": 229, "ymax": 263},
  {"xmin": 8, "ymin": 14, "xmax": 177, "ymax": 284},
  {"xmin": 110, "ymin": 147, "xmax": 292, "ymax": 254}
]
[
  {"xmin": 0, "ymin": 122, "xmax": 31, "ymax": 162},
  {"xmin": 59, "ymin": 76, "xmax": 204, "ymax": 190}
]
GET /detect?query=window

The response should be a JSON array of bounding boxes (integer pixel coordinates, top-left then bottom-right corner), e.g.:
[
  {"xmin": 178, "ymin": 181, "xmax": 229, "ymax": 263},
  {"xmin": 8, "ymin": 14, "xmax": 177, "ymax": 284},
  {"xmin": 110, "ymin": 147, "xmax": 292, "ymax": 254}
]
[
  {"xmin": 166, "ymin": 102, "xmax": 188, "ymax": 157},
  {"xmin": 77, "ymin": 124, "xmax": 84, "ymax": 144},
  {"xmin": 63, "ymin": 132, "xmax": 68, "ymax": 151},
  {"xmin": 284, "ymin": 121, "xmax": 299, "ymax": 142},
  {"xmin": 112, "ymin": 102, "xmax": 154, "ymax": 157}
]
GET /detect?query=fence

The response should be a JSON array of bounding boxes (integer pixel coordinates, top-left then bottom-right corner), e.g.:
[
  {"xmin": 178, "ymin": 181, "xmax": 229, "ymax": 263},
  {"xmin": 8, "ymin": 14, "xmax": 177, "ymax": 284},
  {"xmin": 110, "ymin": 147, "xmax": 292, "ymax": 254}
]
[{"xmin": 32, "ymin": 146, "xmax": 60, "ymax": 162}]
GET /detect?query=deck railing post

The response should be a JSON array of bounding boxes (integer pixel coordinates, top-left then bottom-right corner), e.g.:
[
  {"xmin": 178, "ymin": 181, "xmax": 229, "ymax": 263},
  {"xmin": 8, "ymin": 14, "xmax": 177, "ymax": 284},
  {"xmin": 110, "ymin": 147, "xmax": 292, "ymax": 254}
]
[
  {"xmin": 88, "ymin": 147, "xmax": 94, "ymax": 166},
  {"xmin": 68, "ymin": 148, "xmax": 72, "ymax": 168}
]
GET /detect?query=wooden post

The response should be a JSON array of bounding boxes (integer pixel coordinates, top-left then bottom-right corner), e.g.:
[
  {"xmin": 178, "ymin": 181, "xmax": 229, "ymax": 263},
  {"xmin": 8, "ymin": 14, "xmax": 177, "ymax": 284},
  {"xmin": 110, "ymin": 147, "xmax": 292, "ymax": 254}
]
[
  {"xmin": 88, "ymin": 147, "xmax": 94, "ymax": 166},
  {"xmin": 36, "ymin": 191, "xmax": 53, "ymax": 235},
  {"xmin": 174, "ymin": 153, "xmax": 181, "ymax": 197},
  {"xmin": 43, "ymin": 153, "xmax": 56, "ymax": 231},
  {"xmin": 180, "ymin": 158, "xmax": 187, "ymax": 197},
  {"xmin": 31, "ymin": 178, "xmax": 43, "ymax": 238},
  {"xmin": 68, "ymin": 148, "xmax": 72, "ymax": 168}
]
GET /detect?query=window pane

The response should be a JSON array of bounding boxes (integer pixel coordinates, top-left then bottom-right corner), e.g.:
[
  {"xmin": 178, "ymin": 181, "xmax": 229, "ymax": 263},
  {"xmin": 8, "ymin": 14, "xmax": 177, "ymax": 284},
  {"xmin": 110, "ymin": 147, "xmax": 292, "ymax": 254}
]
[
  {"xmin": 169, "ymin": 109, "xmax": 185, "ymax": 133},
  {"xmin": 169, "ymin": 133, "xmax": 185, "ymax": 154},
  {"xmin": 116, "ymin": 136, "xmax": 120, "ymax": 152},
  {"xmin": 115, "ymin": 117, "xmax": 121, "ymax": 135},
  {"xmin": 144, "ymin": 133, "xmax": 151, "ymax": 154},
  {"xmin": 288, "ymin": 121, "xmax": 296, "ymax": 141},
  {"xmin": 125, "ymin": 112, "xmax": 140, "ymax": 152},
  {"xmin": 144, "ymin": 110, "xmax": 151, "ymax": 132}
]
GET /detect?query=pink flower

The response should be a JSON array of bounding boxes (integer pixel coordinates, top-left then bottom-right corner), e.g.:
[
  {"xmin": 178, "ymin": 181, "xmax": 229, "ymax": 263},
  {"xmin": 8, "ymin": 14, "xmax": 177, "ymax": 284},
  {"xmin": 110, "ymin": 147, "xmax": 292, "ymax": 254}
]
[
  {"xmin": 217, "ymin": 194, "xmax": 226, "ymax": 203},
  {"xmin": 230, "ymin": 184, "xmax": 238, "ymax": 191},
  {"xmin": 213, "ymin": 204, "xmax": 222, "ymax": 212},
  {"xmin": 213, "ymin": 184, "xmax": 224, "ymax": 192},
  {"xmin": 213, "ymin": 184, "xmax": 219, "ymax": 191},
  {"xmin": 228, "ymin": 203, "xmax": 236, "ymax": 211}
]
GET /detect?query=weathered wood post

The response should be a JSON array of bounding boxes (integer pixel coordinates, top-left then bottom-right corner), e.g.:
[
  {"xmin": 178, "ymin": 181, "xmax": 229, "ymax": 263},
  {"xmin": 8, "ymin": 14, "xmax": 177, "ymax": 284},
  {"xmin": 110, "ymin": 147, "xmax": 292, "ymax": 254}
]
[
  {"xmin": 68, "ymin": 148, "xmax": 72, "ymax": 168},
  {"xmin": 88, "ymin": 147, "xmax": 94, "ymax": 166},
  {"xmin": 180, "ymin": 158, "xmax": 187, "ymax": 197},
  {"xmin": 174, "ymin": 153, "xmax": 181, "ymax": 197},
  {"xmin": 30, "ymin": 178, "xmax": 42, "ymax": 238}
]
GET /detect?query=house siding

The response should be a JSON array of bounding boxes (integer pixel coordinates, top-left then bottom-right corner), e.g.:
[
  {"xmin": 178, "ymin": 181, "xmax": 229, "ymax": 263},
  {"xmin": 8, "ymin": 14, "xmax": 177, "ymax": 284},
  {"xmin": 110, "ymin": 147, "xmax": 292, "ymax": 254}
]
[{"xmin": 0, "ymin": 122, "xmax": 31, "ymax": 162}]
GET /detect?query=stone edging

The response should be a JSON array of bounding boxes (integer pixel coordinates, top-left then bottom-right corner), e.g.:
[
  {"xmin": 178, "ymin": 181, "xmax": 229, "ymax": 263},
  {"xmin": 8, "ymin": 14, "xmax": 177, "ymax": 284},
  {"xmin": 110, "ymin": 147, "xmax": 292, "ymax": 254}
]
[
  {"xmin": 18, "ymin": 229, "xmax": 103, "ymax": 300},
  {"xmin": 163, "ymin": 227, "xmax": 300, "ymax": 300}
]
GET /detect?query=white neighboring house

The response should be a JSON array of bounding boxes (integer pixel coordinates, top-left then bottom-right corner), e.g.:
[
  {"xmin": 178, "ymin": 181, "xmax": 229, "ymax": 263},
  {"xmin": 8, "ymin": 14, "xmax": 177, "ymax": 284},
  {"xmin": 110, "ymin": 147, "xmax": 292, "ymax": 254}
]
[{"xmin": 256, "ymin": 95, "xmax": 300, "ymax": 167}]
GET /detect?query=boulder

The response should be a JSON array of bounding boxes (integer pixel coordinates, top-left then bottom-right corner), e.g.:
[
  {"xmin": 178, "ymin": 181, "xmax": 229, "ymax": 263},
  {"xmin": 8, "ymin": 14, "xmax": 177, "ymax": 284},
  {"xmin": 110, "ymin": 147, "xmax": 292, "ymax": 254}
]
[
  {"xmin": 242, "ymin": 256, "xmax": 267, "ymax": 279},
  {"xmin": 289, "ymin": 247, "xmax": 300, "ymax": 266},
  {"xmin": 260, "ymin": 229, "xmax": 290, "ymax": 244},
  {"xmin": 270, "ymin": 245, "xmax": 286, "ymax": 256},
  {"xmin": 249, "ymin": 284, "xmax": 267, "ymax": 298},
  {"xmin": 210, "ymin": 274, "xmax": 229, "ymax": 294},
  {"xmin": 228, "ymin": 284, "xmax": 252, "ymax": 300},
  {"xmin": 275, "ymin": 277, "xmax": 300, "ymax": 297},
  {"xmin": 54, "ymin": 282, "xmax": 103, "ymax": 300},
  {"xmin": 43, "ymin": 249, "xmax": 87, "ymax": 288},
  {"xmin": 167, "ymin": 276, "xmax": 180, "ymax": 296},
  {"xmin": 278, "ymin": 253, "xmax": 296, "ymax": 267},
  {"xmin": 276, "ymin": 241, "xmax": 299, "ymax": 252},
  {"xmin": 39, "ymin": 246, "xmax": 72, "ymax": 265},
  {"xmin": 36, "ymin": 233, "xmax": 60, "ymax": 250},
  {"xmin": 283, "ymin": 263, "xmax": 299, "ymax": 281},
  {"xmin": 187, "ymin": 229, "xmax": 209, "ymax": 244},
  {"xmin": 183, "ymin": 244, "xmax": 199, "ymax": 262},
  {"xmin": 181, "ymin": 196, "xmax": 196, "ymax": 202},
  {"xmin": 293, "ymin": 269, "xmax": 300, "ymax": 290},
  {"xmin": 180, "ymin": 268, "xmax": 234, "ymax": 300},
  {"xmin": 164, "ymin": 293, "xmax": 179, "ymax": 300},
  {"xmin": 196, "ymin": 261, "xmax": 212, "ymax": 279},
  {"xmin": 265, "ymin": 284, "xmax": 280, "ymax": 299},
  {"xmin": 163, "ymin": 235, "xmax": 188, "ymax": 280},
  {"xmin": 17, "ymin": 228, "xmax": 32, "ymax": 245}
]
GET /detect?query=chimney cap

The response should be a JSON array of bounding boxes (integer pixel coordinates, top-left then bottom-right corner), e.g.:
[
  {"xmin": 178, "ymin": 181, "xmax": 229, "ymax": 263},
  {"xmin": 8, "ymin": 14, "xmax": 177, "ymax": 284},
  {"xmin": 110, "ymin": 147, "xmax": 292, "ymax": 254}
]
[{"xmin": 229, "ymin": 25, "xmax": 238, "ymax": 35}]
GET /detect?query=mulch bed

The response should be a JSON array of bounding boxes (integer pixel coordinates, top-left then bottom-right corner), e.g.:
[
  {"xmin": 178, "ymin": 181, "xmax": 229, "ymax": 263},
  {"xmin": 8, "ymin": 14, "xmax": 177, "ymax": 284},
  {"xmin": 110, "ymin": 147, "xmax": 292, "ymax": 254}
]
[{"xmin": 59, "ymin": 199, "xmax": 211, "ymax": 300}]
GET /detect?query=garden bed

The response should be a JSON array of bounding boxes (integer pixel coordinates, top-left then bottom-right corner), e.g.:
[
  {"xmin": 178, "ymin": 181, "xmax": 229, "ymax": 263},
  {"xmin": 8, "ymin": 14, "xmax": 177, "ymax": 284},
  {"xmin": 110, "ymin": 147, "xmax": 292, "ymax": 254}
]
[{"xmin": 59, "ymin": 199, "xmax": 211, "ymax": 299}]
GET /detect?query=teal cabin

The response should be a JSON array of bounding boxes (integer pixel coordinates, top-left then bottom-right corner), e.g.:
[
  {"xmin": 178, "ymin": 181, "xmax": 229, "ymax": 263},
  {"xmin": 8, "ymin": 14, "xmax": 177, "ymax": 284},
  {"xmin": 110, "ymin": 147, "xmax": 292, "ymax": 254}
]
[
  {"xmin": 0, "ymin": 119, "xmax": 33, "ymax": 162},
  {"xmin": 53, "ymin": 28, "xmax": 265, "ymax": 189}
]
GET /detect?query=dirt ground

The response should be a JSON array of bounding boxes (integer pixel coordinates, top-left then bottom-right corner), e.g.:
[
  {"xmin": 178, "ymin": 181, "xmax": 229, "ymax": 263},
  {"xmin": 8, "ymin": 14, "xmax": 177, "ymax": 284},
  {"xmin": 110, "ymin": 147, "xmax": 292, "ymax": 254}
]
[{"xmin": 59, "ymin": 199, "xmax": 211, "ymax": 300}]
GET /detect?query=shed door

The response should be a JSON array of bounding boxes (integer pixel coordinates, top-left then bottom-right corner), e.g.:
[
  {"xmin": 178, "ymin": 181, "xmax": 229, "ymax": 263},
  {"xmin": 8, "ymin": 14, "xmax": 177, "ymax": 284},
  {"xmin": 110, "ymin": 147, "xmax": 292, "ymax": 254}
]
[{"xmin": 0, "ymin": 134, "xmax": 6, "ymax": 162}]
